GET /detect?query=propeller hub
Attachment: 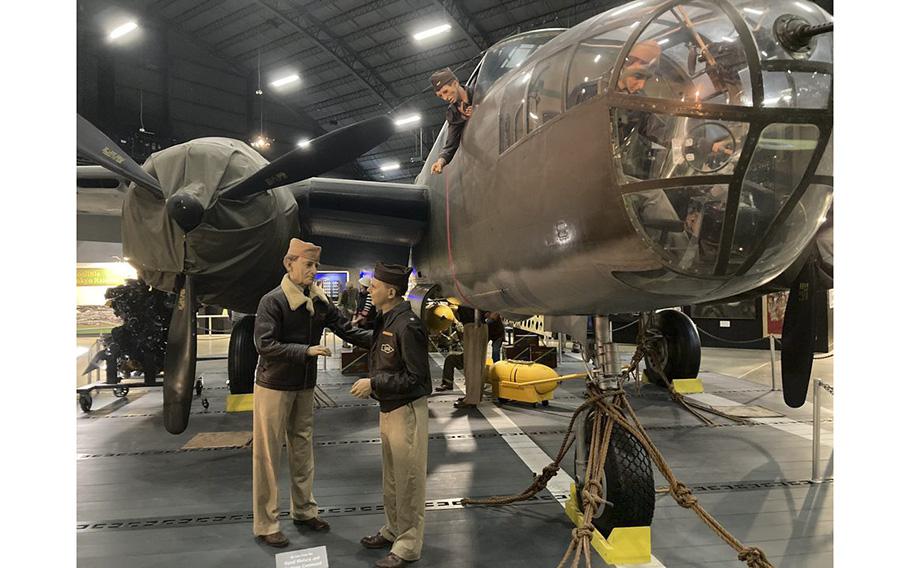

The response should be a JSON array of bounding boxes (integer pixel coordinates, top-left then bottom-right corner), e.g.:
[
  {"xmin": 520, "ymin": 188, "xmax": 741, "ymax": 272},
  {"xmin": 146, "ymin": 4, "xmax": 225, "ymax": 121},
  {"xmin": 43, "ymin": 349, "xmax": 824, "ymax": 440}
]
[{"xmin": 166, "ymin": 193, "xmax": 205, "ymax": 232}]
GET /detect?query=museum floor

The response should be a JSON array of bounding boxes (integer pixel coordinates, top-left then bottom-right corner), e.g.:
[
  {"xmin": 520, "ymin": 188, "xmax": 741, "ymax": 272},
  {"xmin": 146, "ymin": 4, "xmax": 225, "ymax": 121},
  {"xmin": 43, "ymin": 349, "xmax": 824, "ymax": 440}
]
[{"xmin": 76, "ymin": 339, "xmax": 833, "ymax": 567}]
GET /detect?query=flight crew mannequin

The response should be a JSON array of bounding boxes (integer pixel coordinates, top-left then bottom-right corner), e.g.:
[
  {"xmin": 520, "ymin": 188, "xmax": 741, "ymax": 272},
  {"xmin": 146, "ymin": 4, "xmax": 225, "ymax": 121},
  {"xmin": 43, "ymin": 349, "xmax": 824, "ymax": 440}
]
[
  {"xmin": 350, "ymin": 263, "xmax": 432, "ymax": 568},
  {"xmin": 251, "ymin": 239, "xmax": 373, "ymax": 547},
  {"xmin": 429, "ymin": 67, "xmax": 473, "ymax": 174}
]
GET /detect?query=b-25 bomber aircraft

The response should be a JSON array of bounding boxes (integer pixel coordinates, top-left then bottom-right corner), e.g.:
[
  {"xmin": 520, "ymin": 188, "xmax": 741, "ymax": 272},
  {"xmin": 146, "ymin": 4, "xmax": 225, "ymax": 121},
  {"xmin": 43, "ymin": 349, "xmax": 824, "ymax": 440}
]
[{"xmin": 78, "ymin": 1, "xmax": 833, "ymax": 530}]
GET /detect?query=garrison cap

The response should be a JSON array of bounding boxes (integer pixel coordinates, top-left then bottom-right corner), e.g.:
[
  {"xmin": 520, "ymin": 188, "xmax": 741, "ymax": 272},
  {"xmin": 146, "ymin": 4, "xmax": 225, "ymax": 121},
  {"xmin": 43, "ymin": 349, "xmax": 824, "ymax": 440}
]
[
  {"xmin": 430, "ymin": 67, "xmax": 458, "ymax": 91},
  {"xmin": 286, "ymin": 238, "xmax": 321, "ymax": 261},
  {"xmin": 373, "ymin": 262, "xmax": 412, "ymax": 291}
]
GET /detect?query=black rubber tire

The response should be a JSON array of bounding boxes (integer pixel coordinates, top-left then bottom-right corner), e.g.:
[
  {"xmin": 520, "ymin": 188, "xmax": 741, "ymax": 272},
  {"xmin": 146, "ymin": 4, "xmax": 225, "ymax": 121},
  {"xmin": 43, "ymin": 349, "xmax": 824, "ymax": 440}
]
[
  {"xmin": 541, "ymin": 400, "xmax": 549, "ymax": 407},
  {"xmin": 113, "ymin": 386, "xmax": 129, "ymax": 398},
  {"xmin": 228, "ymin": 315, "xmax": 258, "ymax": 395},
  {"xmin": 574, "ymin": 411, "xmax": 655, "ymax": 537},
  {"xmin": 644, "ymin": 309, "xmax": 701, "ymax": 387},
  {"xmin": 79, "ymin": 394, "xmax": 92, "ymax": 413}
]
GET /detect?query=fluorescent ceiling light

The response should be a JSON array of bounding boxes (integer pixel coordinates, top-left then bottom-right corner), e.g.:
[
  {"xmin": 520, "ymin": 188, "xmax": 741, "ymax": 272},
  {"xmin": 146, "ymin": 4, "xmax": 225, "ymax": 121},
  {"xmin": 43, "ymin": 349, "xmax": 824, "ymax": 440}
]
[
  {"xmin": 657, "ymin": 38, "xmax": 670, "ymax": 45},
  {"xmin": 109, "ymin": 21, "xmax": 138, "ymax": 40},
  {"xmin": 271, "ymin": 74, "xmax": 300, "ymax": 88},
  {"xmin": 380, "ymin": 162, "xmax": 400, "ymax": 172},
  {"xmin": 395, "ymin": 114, "xmax": 421, "ymax": 126},
  {"xmin": 413, "ymin": 23, "xmax": 451, "ymax": 41},
  {"xmin": 594, "ymin": 54, "xmax": 602, "ymax": 63},
  {"xmin": 297, "ymin": 138, "xmax": 311, "ymax": 148}
]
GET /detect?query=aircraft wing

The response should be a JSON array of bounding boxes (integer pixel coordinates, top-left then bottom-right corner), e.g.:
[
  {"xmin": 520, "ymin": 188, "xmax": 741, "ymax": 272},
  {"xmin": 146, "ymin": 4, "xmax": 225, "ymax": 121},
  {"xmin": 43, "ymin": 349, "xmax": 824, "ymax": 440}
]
[{"xmin": 77, "ymin": 164, "xmax": 429, "ymax": 266}]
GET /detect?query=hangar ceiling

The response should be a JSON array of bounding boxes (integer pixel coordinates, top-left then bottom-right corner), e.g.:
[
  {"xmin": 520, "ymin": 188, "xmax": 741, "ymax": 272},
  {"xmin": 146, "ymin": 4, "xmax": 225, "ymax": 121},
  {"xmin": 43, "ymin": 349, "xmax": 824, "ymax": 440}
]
[{"xmin": 77, "ymin": 0, "xmax": 833, "ymax": 183}]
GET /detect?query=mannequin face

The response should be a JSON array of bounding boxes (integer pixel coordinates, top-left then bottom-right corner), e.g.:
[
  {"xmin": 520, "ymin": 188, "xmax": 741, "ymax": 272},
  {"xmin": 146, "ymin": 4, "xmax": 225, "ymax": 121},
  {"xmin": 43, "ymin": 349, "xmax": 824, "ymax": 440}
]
[
  {"xmin": 369, "ymin": 279, "xmax": 400, "ymax": 312},
  {"xmin": 435, "ymin": 81, "xmax": 463, "ymax": 105},
  {"xmin": 286, "ymin": 256, "xmax": 319, "ymax": 286}
]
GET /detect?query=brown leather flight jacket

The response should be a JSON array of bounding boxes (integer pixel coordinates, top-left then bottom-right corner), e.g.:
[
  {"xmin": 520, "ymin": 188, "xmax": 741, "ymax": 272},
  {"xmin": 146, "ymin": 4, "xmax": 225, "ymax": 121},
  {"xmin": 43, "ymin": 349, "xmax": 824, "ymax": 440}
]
[
  {"xmin": 368, "ymin": 300, "xmax": 432, "ymax": 412},
  {"xmin": 254, "ymin": 277, "xmax": 372, "ymax": 391}
]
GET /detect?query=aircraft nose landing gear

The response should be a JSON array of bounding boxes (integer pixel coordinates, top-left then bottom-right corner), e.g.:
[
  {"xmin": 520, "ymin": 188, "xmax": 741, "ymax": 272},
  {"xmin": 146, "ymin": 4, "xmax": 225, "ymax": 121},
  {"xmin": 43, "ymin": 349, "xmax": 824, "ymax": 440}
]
[{"xmin": 573, "ymin": 316, "xmax": 655, "ymax": 537}]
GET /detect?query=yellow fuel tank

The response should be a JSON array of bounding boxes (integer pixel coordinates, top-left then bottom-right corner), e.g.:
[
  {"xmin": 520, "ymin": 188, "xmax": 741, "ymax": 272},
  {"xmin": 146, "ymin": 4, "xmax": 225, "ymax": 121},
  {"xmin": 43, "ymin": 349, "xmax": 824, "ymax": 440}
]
[{"xmin": 488, "ymin": 360, "xmax": 560, "ymax": 405}]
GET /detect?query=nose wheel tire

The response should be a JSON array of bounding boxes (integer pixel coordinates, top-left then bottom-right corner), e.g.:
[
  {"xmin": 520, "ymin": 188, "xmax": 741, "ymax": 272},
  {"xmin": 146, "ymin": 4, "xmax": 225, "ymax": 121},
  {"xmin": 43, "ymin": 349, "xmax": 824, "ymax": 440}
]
[
  {"xmin": 79, "ymin": 394, "xmax": 93, "ymax": 413},
  {"xmin": 574, "ymin": 410, "xmax": 655, "ymax": 537}
]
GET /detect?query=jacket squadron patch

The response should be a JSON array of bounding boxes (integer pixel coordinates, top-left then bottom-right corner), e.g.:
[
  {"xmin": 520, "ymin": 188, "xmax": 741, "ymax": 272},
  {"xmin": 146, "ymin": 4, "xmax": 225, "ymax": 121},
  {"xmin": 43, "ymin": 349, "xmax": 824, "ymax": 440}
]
[{"xmin": 381, "ymin": 343, "xmax": 395, "ymax": 354}]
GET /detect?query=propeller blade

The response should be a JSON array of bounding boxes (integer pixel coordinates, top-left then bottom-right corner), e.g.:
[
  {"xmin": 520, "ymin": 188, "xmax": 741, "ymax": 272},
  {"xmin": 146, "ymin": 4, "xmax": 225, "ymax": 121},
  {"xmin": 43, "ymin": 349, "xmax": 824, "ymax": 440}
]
[
  {"xmin": 780, "ymin": 258, "xmax": 818, "ymax": 408},
  {"xmin": 220, "ymin": 115, "xmax": 395, "ymax": 200},
  {"xmin": 162, "ymin": 274, "xmax": 197, "ymax": 434},
  {"xmin": 77, "ymin": 114, "xmax": 164, "ymax": 199}
]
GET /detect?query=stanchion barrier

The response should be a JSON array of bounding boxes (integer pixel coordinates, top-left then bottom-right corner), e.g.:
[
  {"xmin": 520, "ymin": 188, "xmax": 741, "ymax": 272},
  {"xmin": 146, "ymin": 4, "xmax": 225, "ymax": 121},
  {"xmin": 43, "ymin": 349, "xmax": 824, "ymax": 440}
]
[{"xmin": 811, "ymin": 378, "xmax": 833, "ymax": 483}]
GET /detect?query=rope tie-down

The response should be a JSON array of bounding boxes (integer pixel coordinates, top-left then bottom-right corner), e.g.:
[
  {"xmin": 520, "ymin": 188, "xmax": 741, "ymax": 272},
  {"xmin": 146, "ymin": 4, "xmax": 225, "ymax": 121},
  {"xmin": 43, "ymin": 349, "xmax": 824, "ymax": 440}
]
[{"xmin": 461, "ymin": 336, "xmax": 775, "ymax": 568}]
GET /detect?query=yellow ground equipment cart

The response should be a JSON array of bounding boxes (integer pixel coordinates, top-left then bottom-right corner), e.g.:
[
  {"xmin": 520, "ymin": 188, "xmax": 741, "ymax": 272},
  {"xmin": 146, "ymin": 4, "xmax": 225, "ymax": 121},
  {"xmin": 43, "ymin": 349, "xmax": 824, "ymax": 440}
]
[{"xmin": 486, "ymin": 360, "xmax": 586, "ymax": 407}]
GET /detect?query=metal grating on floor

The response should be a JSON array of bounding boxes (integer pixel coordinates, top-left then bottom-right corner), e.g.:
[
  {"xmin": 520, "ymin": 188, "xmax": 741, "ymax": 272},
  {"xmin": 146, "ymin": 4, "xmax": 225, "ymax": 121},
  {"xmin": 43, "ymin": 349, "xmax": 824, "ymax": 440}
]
[{"xmin": 77, "ymin": 493, "xmax": 568, "ymax": 532}]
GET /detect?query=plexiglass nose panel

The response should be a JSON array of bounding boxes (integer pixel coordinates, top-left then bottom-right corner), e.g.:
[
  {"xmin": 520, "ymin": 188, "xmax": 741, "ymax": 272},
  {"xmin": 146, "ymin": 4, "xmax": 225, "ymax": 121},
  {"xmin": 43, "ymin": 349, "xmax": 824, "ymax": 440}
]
[
  {"xmin": 623, "ymin": 184, "xmax": 731, "ymax": 277},
  {"xmin": 726, "ymin": 123, "xmax": 820, "ymax": 274},
  {"xmin": 618, "ymin": 1, "xmax": 752, "ymax": 105},
  {"xmin": 612, "ymin": 109, "xmax": 748, "ymax": 182}
]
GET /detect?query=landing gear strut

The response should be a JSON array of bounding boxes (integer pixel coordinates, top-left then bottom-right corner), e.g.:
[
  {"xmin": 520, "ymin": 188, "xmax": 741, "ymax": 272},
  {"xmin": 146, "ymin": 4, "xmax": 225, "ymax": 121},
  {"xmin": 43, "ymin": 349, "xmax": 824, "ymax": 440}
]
[{"xmin": 573, "ymin": 316, "xmax": 655, "ymax": 536}]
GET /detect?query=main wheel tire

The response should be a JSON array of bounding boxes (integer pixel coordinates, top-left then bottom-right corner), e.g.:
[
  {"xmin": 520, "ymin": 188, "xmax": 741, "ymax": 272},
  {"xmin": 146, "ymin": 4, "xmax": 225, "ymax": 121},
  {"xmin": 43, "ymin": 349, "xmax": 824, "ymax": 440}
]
[
  {"xmin": 79, "ymin": 394, "xmax": 93, "ymax": 413},
  {"xmin": 574, "ymin": 411, "xmax": 655, "ymax": 537},
  {"xmin": 644, "ymin": 309, "xmax": 701, "ymax": 387},
  {"xmin": 228, "ymin": 315, "xmax": 257, "ymax": 395}
]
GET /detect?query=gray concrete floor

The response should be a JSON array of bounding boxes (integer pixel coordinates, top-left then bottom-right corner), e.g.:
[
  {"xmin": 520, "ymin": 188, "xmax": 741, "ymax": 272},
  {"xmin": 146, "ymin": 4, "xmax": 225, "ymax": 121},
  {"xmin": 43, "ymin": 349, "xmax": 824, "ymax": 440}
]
[{"xmin": 76, "ymin": 333, "xmax": 833, "ymax": 568}]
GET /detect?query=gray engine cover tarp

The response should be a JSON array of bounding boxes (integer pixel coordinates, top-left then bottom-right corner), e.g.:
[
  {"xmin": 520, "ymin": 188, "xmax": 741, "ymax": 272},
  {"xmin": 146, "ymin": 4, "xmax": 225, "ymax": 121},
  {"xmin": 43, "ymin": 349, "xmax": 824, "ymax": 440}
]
[{"xmin": 122, "ymin": 138, "xmax": 300, "ymax": 314}]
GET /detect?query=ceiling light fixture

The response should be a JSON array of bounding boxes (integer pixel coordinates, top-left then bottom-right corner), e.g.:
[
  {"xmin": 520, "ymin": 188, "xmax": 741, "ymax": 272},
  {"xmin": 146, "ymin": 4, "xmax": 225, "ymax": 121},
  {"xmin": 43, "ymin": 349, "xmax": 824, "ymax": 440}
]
[
  {"xmin": 271, "ymin": 74, "xmax": 300, "ymax": 88},
  {"xmin": 109, "ymin": 21, "xmax": 138, "ymax": 40},
  {"xmin": 413, "ymin": 24, "xmax": 451, "ymax": 41},
  {"xmin": 380, "ymin": 162, "xmax": 400, "ymax": 172},
  {"xmin": 297, "ymin": 139, "xmax": 311, "ymax": 148},
  {"xmin": 395, "ymin": 114, "xmax": 421, "ymax": 126}
]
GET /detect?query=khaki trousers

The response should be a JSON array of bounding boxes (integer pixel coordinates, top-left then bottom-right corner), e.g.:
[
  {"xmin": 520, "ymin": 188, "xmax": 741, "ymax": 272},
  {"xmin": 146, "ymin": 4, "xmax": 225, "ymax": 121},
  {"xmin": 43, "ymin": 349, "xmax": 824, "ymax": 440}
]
[
  {"xmin": 379, "ymin": 397, "xmax": 429, "ymax": 561},
  {"xmin": 252, "ymin": 384, "xmax": 318, "ymax": 535},
  {"xmin": 462, "ymin": 322, "xmax": 488, "ymax": 404}
]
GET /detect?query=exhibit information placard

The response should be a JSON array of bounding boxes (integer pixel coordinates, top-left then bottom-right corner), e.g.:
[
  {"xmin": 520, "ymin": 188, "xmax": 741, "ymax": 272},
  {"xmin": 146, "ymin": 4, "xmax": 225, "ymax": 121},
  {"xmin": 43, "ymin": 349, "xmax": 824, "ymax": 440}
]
[{"xmin": 275, "ymin": 545, "xmax": 328, "ymax": 568}]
